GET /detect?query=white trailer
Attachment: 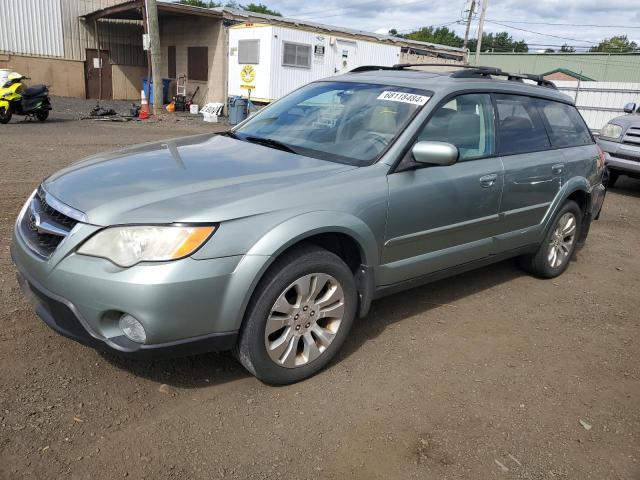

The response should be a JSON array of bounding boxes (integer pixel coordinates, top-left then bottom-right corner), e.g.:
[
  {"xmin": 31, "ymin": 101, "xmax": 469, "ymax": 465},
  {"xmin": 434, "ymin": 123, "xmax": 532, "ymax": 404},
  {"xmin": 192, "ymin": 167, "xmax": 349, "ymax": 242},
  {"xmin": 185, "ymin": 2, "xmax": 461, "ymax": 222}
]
[{"xmin": 228, "ymin": 23, "xmax": 401, "ymax": 103}]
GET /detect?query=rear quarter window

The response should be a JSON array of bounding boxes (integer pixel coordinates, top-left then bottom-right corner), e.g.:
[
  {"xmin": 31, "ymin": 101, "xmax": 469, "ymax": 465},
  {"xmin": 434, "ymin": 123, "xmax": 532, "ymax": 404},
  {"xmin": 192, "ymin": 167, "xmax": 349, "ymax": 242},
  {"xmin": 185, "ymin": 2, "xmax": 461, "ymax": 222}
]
[
  {"xmin": 537, "ymin": 99, "xmax": 593, "ymax": 148},
  {"xmin": 495, "ymin": 94, "xmax": 551, "ymax": 156}
]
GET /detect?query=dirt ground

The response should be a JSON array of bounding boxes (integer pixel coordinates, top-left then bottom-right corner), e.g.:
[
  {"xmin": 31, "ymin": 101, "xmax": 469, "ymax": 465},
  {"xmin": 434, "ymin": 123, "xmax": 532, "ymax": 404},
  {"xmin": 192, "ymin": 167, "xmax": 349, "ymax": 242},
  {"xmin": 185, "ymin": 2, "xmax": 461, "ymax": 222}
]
[{"xmin": 0, "ymin": 99, "xmax": 638, "ymax": 480}]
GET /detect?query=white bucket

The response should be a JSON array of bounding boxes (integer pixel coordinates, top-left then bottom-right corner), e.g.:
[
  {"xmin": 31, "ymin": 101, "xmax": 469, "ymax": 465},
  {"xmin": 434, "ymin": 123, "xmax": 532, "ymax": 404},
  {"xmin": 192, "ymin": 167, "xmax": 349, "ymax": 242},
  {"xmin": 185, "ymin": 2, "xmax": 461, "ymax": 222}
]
[
  {"xmin": 0, "ymin": 69, "xmax": 11, "ymax": 87},
  {"xmin": 190, "ymin": 104, "xmax": 199, "ymax": 114}
]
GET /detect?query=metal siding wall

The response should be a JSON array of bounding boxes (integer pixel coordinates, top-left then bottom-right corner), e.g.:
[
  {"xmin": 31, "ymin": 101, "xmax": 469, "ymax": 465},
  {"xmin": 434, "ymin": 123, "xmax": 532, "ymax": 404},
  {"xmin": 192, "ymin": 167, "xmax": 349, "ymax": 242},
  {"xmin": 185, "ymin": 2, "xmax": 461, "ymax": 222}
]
[
  {"xmin": 473, "ymin": 53, "xmax": 640, "ymax": 83},
  {"xmin": 553, "ymin": 80, "xmax": 640, "ymax": 130},
  {"xmin": 61, "ymin": 0, "xmax": 145, "ymax": 65},
  {"xmin": 228, "ymin": 26, "xmax": 273, "ymax": 100},
  {"xmin": 0, "ymin": 0, "xmax": 64, "ymax": 57}
]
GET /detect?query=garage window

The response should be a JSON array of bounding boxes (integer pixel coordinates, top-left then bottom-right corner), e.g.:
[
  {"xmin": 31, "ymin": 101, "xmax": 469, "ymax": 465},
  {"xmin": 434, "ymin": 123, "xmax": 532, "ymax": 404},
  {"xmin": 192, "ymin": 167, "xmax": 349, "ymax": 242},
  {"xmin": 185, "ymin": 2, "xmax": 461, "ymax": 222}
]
[
  {"xmin": 283, "ymin": 42, "xmax": 311, "ymax": 68},
  {"xmin": 238, "ymin": 40, "xmax": 260, "ymax": 64},
  {"xmin": 188, "ymin": 47, "xmax": 208, "ymax": 81}
]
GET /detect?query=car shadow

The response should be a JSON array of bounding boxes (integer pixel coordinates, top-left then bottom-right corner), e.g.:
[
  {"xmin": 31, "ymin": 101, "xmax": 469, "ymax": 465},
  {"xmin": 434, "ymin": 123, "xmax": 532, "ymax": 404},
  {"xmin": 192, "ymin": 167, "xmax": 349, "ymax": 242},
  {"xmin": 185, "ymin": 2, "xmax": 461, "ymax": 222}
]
[
  {"xmin": 609, "ymin": 176, "xmax": 640, "ymax": 198},
  {"xmin": 102, "ymin": 259, "xmax": 524, "ymax": 389},
  {"xmin": 336, "ymin": 259, "xmax": 523, "ymax": 363}
]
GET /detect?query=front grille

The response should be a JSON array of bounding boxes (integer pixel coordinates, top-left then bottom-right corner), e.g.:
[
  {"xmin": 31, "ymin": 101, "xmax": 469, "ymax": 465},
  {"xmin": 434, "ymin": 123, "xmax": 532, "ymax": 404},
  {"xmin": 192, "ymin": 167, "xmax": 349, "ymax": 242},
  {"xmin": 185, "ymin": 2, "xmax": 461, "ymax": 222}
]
[
  {"xmin": 622, "ymin": 127, "xmax": 640, "ymax": 146},
  {"xmin": 18, "ymin": 189, "xmax": 80, "ymax": 258}
]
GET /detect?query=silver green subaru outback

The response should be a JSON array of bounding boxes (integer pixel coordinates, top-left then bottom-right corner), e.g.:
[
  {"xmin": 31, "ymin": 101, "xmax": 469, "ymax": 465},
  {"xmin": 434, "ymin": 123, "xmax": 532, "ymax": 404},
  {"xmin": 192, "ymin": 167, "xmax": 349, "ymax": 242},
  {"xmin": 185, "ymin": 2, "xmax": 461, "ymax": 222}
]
[{"xmin": 12, "ymin": 65, "xmax": 606, "ymax": 384}]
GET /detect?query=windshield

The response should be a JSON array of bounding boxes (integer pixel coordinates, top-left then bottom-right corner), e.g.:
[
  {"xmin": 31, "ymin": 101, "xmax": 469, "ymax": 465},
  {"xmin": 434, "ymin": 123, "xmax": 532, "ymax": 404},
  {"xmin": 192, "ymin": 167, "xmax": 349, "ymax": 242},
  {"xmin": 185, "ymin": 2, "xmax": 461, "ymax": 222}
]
[{"xmin": 232, "ymin": 81, "xmax": 431, "ymax": 166}]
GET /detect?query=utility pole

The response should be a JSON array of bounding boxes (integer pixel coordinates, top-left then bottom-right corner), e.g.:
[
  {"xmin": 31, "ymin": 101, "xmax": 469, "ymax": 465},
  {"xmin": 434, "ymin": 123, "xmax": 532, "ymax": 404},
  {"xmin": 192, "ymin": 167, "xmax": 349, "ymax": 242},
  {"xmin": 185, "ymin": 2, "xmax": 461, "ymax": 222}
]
[
  {"xmin": 145, "ymin": 0, "xmax": 162, "ymax": 115},
  {"xmin": 462, "ymin": 0, "xmax": 475, "ymax": 59},
  {"xmin": 474, "ymin": 0, "xmax": 488, "ymax": 65}
]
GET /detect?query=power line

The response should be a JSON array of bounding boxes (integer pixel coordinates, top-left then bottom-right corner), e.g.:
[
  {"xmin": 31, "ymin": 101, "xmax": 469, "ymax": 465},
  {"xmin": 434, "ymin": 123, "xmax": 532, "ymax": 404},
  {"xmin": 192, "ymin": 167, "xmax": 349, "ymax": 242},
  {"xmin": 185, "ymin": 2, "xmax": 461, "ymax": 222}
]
[
  {"xmin": 485, "ymin": 20, "xmax": 597, "ymax": 44},
  {"xmin": 486, "ymin": 19, "xmax": 640, "ymax": 29}
]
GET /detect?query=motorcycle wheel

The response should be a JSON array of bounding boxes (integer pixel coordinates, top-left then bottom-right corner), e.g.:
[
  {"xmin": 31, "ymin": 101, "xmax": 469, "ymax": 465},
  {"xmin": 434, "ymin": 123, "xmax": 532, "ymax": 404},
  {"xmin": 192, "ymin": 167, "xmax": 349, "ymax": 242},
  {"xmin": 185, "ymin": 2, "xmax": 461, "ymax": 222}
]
[
  {"xmin": 0, "ymin": 108, "xmax": 11, "ymax": 124},
  {"xmin": 35, "ymin": 110, "xmax": 49, "ymax": 122}
]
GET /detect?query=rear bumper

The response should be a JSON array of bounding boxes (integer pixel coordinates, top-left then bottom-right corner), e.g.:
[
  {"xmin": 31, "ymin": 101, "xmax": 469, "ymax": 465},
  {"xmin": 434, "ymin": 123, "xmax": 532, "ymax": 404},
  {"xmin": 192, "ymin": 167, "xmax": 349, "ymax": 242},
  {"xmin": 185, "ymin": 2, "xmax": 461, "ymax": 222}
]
[{"xmin": 15, "ymin": 267, "xmax": 238, "ymax": 359}]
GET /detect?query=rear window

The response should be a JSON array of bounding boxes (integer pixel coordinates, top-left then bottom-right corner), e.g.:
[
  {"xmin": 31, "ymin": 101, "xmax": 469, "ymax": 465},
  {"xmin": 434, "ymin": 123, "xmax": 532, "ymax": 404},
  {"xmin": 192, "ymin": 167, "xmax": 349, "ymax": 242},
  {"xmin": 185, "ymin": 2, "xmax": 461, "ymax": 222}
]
[
  {"xmin": 537, "ymin": 99, "xmax": 593, "ymax": 148},
  {"xmin": 495, "ymin": 94, "xmax": 551, "ymax": 156}
]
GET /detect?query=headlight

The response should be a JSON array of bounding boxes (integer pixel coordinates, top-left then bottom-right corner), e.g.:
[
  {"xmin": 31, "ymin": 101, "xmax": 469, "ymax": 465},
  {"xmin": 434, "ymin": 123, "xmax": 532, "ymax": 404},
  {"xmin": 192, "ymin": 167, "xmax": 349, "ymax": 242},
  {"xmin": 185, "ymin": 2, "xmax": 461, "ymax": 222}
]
[
  {"xmin": 77, "ymin": 225, "xmax": 215, "ymax": 267},
  {"xmin": 600, "ymin": 123, "xmax": 623, "ymax": 140}
]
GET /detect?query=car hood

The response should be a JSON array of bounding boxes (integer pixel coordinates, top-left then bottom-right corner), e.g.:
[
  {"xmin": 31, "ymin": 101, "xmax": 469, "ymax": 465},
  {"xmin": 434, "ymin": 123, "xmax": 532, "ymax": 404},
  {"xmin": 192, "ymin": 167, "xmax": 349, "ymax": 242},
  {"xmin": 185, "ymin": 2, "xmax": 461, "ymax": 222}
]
[
  {"xmin": 608, "ymin": 113, "xmax": 640, "ymax": 129},
  {"xmin": 43, "ymin": 134, "xmax": 356, "ymax": 226}
]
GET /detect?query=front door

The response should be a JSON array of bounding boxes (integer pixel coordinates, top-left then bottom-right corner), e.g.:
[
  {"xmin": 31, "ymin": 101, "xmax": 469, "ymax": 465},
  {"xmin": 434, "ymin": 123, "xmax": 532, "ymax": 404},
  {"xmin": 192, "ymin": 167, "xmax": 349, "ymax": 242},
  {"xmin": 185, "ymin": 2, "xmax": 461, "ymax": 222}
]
[
  {"xmin": 334, "ymin": 40, "xmax": 357, "ymax": 74},
  {"xmin": 492, "ymin": 93, "xmax": 564, "ymax": 250},
  {"xmin": 380, "ymin": 93, "xmax": 504, "ymax": 286},
  {"xmin": 85, "ymin": 49, "xmax": 112, "ymax": 100}
]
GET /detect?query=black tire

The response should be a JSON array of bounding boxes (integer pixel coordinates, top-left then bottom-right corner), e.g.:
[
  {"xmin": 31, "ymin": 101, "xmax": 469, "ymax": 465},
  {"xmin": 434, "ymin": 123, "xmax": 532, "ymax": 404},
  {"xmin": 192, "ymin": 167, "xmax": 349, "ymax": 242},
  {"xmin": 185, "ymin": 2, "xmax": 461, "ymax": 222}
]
[
  {"xmin": 235, "ymin": 244, "xmax": 357, "ymax": 384},
  {"xmin": 35, "ymin": 110, "xmax": 49, "ymax": 122},
  {"xmin": 0, "ymin": 108, "xmax": 11, "ymax": 124},
  {"xmin": 517, "ymin": 200, "xmax": 583, "ymax": 279},
  {"xmin": 606, "ymin": 169, "xmax": 619, "ymax": 188}
]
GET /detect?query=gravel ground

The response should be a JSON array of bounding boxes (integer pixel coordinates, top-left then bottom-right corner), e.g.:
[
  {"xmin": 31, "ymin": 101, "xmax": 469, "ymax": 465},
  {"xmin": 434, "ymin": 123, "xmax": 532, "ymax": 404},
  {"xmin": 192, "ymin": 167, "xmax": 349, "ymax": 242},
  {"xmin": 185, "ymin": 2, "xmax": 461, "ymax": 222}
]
[{"xmin": 0, "ymin": 99, "xmax": 639, "ymax": 479}]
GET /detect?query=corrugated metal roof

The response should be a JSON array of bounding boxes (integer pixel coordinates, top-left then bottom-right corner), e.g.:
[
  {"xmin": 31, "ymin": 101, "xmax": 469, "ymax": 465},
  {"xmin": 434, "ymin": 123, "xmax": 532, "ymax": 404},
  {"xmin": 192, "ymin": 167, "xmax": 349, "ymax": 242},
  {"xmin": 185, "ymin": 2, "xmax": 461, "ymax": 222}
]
[
  {"xmin": 0, "ymin": 0, "xmax": 64, "ymax": 57},
  {"xmin": 215, "ymin": 7, "xmax": 466, "ymax": 56}
]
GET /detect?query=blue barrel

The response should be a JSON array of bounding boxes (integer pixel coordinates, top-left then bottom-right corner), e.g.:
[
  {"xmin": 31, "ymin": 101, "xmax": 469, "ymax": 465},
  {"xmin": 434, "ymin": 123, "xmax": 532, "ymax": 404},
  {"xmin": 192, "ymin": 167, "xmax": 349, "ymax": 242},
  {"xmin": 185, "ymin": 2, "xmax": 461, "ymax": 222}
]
[
  {"xmin": 142, "ymin": 78, "xmax": 171, "ymax": 105},
  {"xmin": 228, "ymin": 96, "xmax": 248, "ymax": 125}
]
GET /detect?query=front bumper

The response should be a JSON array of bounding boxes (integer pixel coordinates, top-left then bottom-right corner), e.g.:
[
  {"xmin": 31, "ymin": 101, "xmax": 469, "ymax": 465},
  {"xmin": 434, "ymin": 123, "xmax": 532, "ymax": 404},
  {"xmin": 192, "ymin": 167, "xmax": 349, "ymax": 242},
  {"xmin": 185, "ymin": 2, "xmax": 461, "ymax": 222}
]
[
  {"xmin": 15, "ymin": 269, "xmax": 237, "ymax": 359},
  {"xmin": 11, "ymin": 222, "xmax": 270, "ymax": 359},
  {"xmin": 597, "ymin": 138, "xmax": 640, "ymax": 175}
]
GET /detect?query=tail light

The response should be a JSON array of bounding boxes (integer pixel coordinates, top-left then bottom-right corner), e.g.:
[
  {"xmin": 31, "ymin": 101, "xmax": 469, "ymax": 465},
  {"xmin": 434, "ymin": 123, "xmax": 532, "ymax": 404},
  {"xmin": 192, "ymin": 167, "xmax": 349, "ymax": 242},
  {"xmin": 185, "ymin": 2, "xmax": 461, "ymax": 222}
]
[{"xmin": 596, "ymin": 144, "xmax": 606, "ymax": 172}]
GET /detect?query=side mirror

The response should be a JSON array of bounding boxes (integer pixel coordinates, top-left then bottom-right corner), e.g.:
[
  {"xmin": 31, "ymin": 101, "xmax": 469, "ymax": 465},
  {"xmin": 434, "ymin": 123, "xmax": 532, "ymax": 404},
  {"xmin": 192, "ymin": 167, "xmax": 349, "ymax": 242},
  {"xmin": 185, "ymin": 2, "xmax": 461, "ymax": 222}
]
[
  {"xmin": 412, "ymin": 141, "xmax": 459, "ymax": 166},
  {"xmin": 623, "ymin": 102, "xmax": 636, "ymax": 114}
]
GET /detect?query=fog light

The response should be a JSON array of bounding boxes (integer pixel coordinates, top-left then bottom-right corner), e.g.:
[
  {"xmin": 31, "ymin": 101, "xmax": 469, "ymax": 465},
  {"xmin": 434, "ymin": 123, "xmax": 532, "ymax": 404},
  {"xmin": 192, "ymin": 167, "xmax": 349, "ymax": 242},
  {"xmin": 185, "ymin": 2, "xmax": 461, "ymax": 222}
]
[{"xmin": 119, "ymin": 314, "xmax": 146, "ymax": 343}]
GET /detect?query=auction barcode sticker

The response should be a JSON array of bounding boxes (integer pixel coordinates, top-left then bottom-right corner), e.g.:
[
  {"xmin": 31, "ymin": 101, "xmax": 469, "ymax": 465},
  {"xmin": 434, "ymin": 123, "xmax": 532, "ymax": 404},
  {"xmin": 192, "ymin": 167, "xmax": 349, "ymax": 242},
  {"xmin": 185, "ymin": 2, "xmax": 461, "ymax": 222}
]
[{"xmin": 377, "ymin": 91, "xmax": 430, "ymax": 105}]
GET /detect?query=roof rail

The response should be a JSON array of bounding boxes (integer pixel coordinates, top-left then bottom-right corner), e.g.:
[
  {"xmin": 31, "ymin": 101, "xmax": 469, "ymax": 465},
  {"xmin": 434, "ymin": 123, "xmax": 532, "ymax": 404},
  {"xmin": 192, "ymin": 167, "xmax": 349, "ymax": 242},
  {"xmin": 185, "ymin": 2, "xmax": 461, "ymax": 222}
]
[
  {"xmin": 348, "ymin": 63, "xmax": 557, "ymax": 90},
  {"xmin": 450, "ymin": 67, "xmax": 557, "ymax": 89}
]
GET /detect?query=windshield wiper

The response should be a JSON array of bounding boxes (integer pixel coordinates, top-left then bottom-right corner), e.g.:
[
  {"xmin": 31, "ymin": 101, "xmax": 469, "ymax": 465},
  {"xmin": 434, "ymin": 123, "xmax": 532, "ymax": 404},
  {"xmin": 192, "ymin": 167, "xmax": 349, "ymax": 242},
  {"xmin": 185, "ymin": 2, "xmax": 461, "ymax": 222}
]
[{"xmin": 243, "ymin": 136, "xmax": 298, "ymax": 154}]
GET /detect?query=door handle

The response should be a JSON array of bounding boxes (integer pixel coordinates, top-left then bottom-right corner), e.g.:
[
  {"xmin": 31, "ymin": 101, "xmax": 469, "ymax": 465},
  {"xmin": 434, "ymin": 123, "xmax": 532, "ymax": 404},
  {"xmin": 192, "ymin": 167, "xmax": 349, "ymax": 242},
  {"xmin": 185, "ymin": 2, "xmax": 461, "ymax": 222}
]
[
  {"xmin": 552, "ymin": 164, "xmax": 564, "ymax": 175},
  {"xmin": 479, "ymin": 173, "xmax": 498, "ymax": 188}
]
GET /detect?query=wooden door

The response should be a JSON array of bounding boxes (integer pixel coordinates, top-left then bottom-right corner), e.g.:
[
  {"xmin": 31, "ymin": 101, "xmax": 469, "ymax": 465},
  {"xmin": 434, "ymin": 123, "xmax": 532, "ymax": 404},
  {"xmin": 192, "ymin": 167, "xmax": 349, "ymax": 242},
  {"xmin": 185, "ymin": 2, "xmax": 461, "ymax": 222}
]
[{"xmin": 85, "ymin": 49, "xmax": 112, "ymax": 100}]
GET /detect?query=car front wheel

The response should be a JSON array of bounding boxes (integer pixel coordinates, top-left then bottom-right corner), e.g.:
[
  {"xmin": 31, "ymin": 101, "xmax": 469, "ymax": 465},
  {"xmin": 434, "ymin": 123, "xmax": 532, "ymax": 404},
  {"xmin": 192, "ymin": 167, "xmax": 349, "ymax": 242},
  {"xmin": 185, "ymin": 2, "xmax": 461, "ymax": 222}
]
[{"xmin": 236, "ymin": 244, "xmax": 357, "ymax": 384}]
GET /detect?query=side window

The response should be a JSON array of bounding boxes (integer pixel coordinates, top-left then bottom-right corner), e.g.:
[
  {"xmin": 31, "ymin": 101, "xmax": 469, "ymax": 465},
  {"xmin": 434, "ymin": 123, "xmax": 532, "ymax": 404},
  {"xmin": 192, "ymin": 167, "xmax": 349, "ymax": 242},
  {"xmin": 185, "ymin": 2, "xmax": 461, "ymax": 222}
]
[
  {"xmin": 417, "ymin": 93, "xmax": 495, "ymax": 160},
  {"xmin": 495, "ymin": 94, "xmax": 551, "ymax": 155},
  {"xmin": 283, "ymin": 42, "xmax": 312, "ymax": 68},
  {"xmin": 537, "ymin": 99, "xmax": 593, "ymax": 148}
]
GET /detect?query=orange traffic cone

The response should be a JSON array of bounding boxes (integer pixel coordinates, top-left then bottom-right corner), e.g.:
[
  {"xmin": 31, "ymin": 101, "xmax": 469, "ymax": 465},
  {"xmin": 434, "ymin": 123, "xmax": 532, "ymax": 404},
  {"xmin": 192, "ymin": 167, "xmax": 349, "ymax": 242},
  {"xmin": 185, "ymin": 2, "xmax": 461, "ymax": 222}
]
[{"xmin": 139, "ymin": 89, "xmax": 150, "ymax": 119}]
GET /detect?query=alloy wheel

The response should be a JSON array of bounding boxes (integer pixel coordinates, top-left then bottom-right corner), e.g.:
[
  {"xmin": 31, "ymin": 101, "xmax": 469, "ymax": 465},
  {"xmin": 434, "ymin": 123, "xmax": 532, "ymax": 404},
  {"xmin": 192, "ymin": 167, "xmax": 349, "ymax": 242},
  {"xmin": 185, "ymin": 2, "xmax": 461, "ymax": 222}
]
[
  {"xmin": 264, "ymin": 273, "xmax": 345, "ymax": 368},
  {"xmin": 547, "ymin": 212, "xmax": 577, "ymax": 268}
]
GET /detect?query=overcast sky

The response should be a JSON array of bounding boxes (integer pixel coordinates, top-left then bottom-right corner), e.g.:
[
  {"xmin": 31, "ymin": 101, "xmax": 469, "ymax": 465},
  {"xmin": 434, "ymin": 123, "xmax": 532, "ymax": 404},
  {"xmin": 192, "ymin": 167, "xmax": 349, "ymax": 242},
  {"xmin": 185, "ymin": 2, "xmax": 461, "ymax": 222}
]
[{"xmin": 181, "ymin": 0, "xmax": 640, "ymax": 52}]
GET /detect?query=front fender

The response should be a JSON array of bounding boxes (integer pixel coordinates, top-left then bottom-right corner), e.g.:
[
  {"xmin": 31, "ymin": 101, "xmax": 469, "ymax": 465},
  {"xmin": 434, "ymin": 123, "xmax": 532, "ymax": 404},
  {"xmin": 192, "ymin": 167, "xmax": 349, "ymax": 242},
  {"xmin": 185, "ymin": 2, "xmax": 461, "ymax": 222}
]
[
  {"xmin": 216, "ymin": 211, "xmax": 380, "ymax": 331},
  {"xmin": 246, "ymin": 210, "xmax": 379, "ymax": 266},
  {"xmin": 0, "ymin": 99, "xmax": 9, "ymax": 110}
]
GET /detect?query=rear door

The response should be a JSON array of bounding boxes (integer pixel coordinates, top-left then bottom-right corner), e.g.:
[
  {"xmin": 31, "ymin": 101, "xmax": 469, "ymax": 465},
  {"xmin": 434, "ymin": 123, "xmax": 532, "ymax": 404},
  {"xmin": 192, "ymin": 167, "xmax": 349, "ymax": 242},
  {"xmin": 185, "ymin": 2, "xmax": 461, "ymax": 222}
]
[
  {"xmin": 381, "ymin": 93, "xmax": 504, "ymax": 285},
  {"xmin": 493, "ymin": 93, "xmax": 563, "ymax": 250}
]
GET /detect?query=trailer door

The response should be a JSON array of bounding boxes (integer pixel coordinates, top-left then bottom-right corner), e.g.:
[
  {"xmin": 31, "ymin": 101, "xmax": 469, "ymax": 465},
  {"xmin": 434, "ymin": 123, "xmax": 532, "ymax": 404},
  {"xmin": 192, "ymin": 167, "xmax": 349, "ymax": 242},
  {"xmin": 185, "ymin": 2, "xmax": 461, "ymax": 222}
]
[{"xmin": 334, "ymin": 40, "xmax": 357, "ymax": 74}]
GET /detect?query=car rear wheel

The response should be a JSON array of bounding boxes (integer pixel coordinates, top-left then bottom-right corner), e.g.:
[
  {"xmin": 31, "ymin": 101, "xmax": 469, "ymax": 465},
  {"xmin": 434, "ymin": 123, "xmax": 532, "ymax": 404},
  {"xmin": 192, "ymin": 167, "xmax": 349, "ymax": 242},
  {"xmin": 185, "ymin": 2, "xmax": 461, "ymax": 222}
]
[
  {"xmin": 605, "ymin": 169, "xmax": 619, "ymax": 188},
  {"xmin": 236, "ymin": 244, "xmax": 357, "ymax": 384},
  {"xmin": 518, "ymin": 200, "xmax": 582, "ymax": 279}
]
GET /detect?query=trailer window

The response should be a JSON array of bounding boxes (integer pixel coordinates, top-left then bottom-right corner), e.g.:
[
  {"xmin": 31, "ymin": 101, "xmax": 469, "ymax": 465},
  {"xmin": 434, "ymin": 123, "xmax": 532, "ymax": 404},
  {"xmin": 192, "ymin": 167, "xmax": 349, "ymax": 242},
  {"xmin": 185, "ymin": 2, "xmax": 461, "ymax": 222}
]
[
  {"xmin": 283, "ymin": 42, "xmax": 311, "ymax": 68},
  {"xmin": 238, "ymin": 40, "xmax": 260, "ymax": 64}
]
